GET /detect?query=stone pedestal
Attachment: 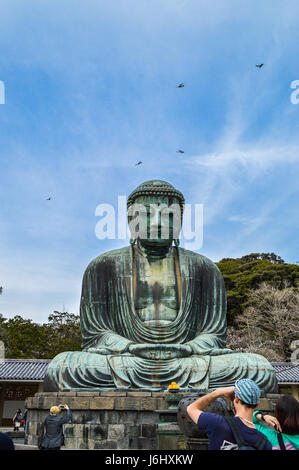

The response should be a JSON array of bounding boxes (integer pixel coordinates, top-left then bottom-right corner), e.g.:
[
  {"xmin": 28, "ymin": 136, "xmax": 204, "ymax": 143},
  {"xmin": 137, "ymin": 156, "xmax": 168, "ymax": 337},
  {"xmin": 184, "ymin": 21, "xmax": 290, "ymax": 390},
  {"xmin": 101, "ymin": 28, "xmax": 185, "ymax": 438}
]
[
  {"xmin": 25, "ymin": 390, "xmax": 169, "ymax": 450},
  {"xmin": 24, "ymin": 391, "xmax": 282, "ymax": 450}
]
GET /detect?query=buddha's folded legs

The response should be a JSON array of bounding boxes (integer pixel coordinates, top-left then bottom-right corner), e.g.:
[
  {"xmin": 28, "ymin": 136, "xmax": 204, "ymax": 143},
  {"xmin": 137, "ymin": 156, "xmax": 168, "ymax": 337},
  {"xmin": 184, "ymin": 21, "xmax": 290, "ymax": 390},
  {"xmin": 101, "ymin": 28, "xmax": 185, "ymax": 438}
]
[
  {"xmin": 208, "ymin": 352, "xmax": 278, "ymax": 392},
  {"xmin": 43, "ymin": 351, "xmax": 278, "ymax": 393},
  {"xmin": 43, "ymin": 351, "xmax": 210, "ymax": 391},
  {"xmin": 43, "ymin": 351, "xmax": 115, "ymax": 392}
]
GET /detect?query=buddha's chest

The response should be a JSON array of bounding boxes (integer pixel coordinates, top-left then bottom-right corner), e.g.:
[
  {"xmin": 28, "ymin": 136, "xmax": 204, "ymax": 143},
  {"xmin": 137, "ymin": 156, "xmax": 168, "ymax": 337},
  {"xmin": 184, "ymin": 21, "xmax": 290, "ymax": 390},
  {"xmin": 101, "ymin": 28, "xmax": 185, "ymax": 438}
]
[{"xmin": 134, "ymin": 253, "xmax": 180, "ymax": 326}]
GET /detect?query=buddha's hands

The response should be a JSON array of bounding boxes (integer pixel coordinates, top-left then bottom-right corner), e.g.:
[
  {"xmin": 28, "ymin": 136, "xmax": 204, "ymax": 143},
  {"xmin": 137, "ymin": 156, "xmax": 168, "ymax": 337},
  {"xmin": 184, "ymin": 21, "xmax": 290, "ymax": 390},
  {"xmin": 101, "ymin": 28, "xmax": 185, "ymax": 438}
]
[
  {"xmin": 209, "ymin": 347, "xmax": 234, "ymax": 356},
  {"xmin": 86, "ymin": 347, "xmax": 114, "ymax": 355},
  {"xmin": 128, "ymin": 343, "xmax": 193, "ymax": 360}
]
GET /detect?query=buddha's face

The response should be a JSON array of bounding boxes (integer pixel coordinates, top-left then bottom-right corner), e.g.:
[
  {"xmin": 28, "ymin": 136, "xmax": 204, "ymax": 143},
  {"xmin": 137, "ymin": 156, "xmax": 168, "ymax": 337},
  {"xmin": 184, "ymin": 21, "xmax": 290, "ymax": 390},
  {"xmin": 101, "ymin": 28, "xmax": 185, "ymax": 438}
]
[{"xmin": 128, "ymin": 195, "xmax": 182, "ymax": 246}]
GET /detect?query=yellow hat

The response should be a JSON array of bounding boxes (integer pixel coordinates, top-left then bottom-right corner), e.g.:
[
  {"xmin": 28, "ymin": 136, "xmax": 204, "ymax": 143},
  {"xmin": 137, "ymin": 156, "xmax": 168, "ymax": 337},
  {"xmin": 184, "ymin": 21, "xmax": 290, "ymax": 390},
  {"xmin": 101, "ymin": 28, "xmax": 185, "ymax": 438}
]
[{"xmin": 50, "ymin": 406, "xmax": 60, "ymax": 415}]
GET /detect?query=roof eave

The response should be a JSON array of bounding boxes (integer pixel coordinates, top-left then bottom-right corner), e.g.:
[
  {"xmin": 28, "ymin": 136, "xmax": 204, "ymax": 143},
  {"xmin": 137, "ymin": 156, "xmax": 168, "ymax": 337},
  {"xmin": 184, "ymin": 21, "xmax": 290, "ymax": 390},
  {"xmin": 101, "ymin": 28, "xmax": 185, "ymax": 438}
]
[{"xmin": 0, "ymin": 379, "xmax": 44, "ymax": 383}]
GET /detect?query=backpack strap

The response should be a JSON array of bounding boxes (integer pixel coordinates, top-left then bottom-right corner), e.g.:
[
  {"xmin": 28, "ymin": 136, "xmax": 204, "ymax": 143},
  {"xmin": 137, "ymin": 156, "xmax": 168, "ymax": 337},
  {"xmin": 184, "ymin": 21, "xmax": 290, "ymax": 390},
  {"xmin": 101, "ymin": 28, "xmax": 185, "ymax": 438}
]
[
  {"xmin": 224, "ymin": 416, "xmax": 247, "ymax": 448},
  {"xmin": 254, "ymin": 431, "xmax": 268, "ymax": 450},
  {"xmin": 224, "ymin": 416, "xmax": 268, "ymax": 450},
  {"xmin": 277, "ymin": 432, "xmax": 286, "ymax": 450}
]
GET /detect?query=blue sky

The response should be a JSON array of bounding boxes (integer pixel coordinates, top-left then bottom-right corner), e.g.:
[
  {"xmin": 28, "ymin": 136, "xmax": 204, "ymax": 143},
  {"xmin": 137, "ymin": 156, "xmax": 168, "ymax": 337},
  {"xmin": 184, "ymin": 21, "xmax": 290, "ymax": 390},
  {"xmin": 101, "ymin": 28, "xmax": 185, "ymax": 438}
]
[{"xmin": 0, "ymin": 0, "xmax": 298, "ymax": 322}]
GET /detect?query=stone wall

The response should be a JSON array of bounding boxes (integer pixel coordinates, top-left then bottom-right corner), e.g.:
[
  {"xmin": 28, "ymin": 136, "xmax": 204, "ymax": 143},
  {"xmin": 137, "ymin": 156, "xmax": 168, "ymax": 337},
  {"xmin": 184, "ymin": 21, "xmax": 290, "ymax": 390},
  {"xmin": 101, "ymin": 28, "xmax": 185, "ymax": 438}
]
[
  {"xmin": 24, "ymin": 391, "xmax": 282, "ymax": 450},
  {"xmin": 25, "ymin": 390, "xmax": 169, "ymax": 450}
]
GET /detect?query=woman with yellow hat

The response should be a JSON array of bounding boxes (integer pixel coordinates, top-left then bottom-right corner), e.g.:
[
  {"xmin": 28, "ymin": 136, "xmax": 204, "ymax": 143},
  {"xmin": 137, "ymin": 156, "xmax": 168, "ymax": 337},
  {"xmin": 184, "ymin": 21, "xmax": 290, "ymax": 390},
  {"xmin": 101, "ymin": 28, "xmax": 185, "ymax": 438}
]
[{"xmin": 38, "ymin": 404, "xmax": 71, "ymax": 450}]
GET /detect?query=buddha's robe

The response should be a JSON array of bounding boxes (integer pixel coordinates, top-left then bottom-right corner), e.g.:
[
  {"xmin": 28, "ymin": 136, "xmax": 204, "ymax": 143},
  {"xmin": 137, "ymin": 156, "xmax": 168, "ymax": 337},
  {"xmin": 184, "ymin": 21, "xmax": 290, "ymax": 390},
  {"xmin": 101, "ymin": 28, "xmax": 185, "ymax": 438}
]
[{"xmin": 43, "ymin": 246, "xmax": 278, "ymax": 392}]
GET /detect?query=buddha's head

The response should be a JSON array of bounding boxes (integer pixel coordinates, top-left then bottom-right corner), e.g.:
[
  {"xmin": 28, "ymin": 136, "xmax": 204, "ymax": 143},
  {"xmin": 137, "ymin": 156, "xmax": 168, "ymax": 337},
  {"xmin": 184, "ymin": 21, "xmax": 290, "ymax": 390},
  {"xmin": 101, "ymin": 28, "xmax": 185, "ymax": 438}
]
[{"xmin": 127, "ymin": 180, "xmax": 185, "ymax": 247}]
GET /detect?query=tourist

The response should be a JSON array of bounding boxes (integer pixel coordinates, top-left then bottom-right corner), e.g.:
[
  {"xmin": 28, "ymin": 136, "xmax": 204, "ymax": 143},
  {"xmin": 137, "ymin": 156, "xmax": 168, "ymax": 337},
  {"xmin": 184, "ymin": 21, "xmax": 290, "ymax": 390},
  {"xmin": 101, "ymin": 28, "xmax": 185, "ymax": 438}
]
[
  {"xmin": 12, "ymin": 409, "xmax": 23, "ymax": 431},
  {"xmin": 22, "ymin": 408, "xmax": 28, "ymax": 432},
  {"xmin": 253, "ymin": 395, "xmax": 299, "ymax": 450},
  {"xmin": 187, "ymin": 379, "xmax": 272, "ymax": 450},
  {"xmin": 39, "ymin": 404, "xmax": 71, "ymax": 450},
  {"xmin": 0, "ymin": 432, "xmax": 14, "ymax": 450}
]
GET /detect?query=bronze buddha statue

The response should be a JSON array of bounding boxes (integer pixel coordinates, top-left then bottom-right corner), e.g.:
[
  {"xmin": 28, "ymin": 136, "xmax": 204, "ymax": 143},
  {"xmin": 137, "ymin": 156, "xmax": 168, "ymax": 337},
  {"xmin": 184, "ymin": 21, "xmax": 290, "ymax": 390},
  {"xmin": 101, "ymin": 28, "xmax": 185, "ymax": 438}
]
[{"xmin": 44, "ymin": 180, "xmax": 277, "ymax": 392}]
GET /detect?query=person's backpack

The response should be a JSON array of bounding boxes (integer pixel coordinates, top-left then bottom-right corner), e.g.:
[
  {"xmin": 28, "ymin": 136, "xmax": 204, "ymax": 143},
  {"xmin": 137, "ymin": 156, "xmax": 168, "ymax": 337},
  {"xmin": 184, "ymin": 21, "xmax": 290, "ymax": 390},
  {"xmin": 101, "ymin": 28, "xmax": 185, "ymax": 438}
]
[
  {"xmin": 223, "ymin": 416, "xmax": 268, "ymax": 450},
  {"xmin": 277, "ymin": 432, "xmax": 286, "ymax": 450}
]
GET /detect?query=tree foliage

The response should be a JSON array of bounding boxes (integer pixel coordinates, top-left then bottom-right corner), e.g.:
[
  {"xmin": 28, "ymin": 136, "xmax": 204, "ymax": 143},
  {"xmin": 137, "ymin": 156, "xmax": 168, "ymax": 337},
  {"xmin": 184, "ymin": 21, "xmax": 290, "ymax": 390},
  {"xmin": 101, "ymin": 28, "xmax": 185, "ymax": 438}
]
[
  {"xmin": 0, "ymin": 312, "xmax": 81, "ymax": 359},
  {"xmin": 228, "ymin": 282, "xmax": 299, "ymax": 361},
  {"xmin": 226, "ymin": 325, "xmax": 283, "ymax": 362},
  {"xmin": 216, "ymin": 253, "xmax": 299, "ymax": 325},
  {"xmin": 46, "ymin": 311, "xmax": 81, "ymax": 355}
]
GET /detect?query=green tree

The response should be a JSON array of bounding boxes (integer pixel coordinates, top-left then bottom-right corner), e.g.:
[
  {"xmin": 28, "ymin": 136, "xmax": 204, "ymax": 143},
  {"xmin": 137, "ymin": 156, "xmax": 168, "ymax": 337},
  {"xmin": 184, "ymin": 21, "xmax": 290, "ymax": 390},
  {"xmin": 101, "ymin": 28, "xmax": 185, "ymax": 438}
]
[
  {"xmin": 216, "ymin": 253, "xmax": 299, "ymax": 324},
  {"xmin": 0, "ymin": 311, "xmax": 81, "ymax": 359},
  {"xmin": 0, "ymin": 315, "xmax": 48, "ymax": 358},
  {"xmin": 45, "ymin": 311, "xmax": 81, "ymax": 356}
]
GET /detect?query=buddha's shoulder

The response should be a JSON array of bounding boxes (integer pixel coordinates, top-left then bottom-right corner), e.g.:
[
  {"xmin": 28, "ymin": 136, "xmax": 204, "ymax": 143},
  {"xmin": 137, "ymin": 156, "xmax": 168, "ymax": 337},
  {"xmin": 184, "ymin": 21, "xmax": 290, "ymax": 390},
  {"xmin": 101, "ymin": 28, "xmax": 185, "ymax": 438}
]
[
  {"xmin": 177, "ymin": 247, "xmax": 219, "ymax": 270},
  {"xmin": 85, "ymin": 246, "xmax": 131, "ymax": 271}
]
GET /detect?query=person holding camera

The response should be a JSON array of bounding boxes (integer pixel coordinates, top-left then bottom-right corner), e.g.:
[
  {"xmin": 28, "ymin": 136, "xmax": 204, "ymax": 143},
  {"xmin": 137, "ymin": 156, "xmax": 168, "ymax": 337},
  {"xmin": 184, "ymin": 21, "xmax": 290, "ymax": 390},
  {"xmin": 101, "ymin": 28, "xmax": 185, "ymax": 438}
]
[
  {"xmin": 39, "ymin": 404, "xmax": 71, "ymax": 451},
  {"xmin": 187, "ymin": 379, "xmax": 272, "ymax": 450}
]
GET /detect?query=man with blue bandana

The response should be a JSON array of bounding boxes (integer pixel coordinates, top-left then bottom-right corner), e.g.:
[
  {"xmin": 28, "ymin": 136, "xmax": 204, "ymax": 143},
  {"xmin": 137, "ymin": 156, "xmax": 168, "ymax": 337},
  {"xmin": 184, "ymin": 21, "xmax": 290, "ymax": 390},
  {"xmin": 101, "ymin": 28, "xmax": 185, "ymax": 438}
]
[{"xmin": 187, "ymin": 379, "xmax": 272, "ymax": 450}]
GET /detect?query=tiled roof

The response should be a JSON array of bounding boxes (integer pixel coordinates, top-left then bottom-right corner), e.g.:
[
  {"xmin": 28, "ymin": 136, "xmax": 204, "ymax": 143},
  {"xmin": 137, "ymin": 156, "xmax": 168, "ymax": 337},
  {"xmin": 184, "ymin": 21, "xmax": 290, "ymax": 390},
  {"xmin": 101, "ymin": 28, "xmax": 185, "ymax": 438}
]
[
  {"xmin": 0, "ymin": 359, "xmax": 50, "ymax": 381},
  {"xmin": 271, "ymin": 362, "xmax": 299, "ymax": 383},
  {"xmin": 0, "ymin": 359, "xmax": 298, "ymax": 384}
]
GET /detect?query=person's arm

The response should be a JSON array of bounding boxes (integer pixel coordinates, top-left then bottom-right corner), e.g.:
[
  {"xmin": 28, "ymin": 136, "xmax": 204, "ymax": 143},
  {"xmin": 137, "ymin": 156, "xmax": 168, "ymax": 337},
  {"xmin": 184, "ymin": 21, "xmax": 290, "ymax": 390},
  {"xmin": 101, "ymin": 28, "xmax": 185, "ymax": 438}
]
[
  {"xmin": 59, "ymin": 404, "xmax": 71, "ymax": 424},
  {"xmin": 253, "ymin": 411, "xmax": 282, "ymax": 432},
  {"xmin": 187, "ymin": 387, "xmax": 234, "ymax": 424}
]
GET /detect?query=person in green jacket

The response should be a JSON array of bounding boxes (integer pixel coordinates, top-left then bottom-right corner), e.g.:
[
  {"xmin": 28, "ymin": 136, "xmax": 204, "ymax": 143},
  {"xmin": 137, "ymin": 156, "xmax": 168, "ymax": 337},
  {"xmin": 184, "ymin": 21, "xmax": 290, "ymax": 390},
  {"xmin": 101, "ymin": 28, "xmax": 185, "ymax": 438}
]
[{"xmin": 253, "ymin": 395, "xmax": 299, "ymax": 450}]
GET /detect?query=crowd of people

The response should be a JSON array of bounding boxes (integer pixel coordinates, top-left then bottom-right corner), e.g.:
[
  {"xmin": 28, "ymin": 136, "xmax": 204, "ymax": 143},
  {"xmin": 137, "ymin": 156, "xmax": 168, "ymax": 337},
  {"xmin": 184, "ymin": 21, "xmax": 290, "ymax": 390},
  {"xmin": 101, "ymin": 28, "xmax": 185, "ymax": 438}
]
[{"xmin": 0, "ymin": 379, "xmax": 298, "ymax": 451}]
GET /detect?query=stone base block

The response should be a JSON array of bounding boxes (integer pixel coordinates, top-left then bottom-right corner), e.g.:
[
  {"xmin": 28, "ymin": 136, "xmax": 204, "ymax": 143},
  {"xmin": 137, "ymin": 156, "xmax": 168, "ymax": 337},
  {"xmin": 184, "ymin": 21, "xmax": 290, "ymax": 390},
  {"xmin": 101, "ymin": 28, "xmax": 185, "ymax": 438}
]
[
  {"xmin": 24, "ymin": 391, "xmax": 282, "ymax": 450},
  {"xmin": 25, "ymin": 391, "xmax": 168, "ymax": 450}
]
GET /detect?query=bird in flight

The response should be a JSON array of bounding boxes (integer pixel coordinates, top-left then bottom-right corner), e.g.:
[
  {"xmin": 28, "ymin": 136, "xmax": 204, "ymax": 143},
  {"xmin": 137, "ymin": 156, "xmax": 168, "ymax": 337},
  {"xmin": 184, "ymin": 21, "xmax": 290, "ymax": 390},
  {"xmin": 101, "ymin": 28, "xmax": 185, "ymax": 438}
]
[
  {"xmin": 176, "ymin": 149, "xmax": 185, "ymax": 154},
  {"xmin": 256, "ymin": 64, "xmax": 264, "ymax": 69},
  {"xmin": 135, "ymin": 161, "xmax": 143, "ymax": 166},
  {"xmin": 46, "ymin": 197, "xmax": 52, "ymax": 200},
  {"xmin": 177, "ymin": 82, "xmax": 184, "ymax": 88}
]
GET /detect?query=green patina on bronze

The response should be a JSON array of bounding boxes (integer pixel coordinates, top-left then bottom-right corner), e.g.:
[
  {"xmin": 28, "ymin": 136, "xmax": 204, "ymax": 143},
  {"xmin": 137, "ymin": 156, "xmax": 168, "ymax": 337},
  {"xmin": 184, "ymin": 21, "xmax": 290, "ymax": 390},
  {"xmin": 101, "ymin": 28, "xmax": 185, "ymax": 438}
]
[{"xmin": 44, "ymin": 180, "xmax": 278, "ymax": 392}]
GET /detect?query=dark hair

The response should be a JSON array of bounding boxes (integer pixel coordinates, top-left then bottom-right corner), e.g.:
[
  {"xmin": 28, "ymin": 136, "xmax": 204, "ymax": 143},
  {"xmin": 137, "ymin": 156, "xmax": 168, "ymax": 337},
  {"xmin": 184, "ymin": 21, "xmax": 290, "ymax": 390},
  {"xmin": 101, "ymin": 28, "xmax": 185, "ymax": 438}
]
[
  {"xmin": 275, "ymin": 395, "xmax": 299, "ymax": 435},
  {"xmin": 239, "ymin": 399, "xmax": 256, "ymax": 409}
]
